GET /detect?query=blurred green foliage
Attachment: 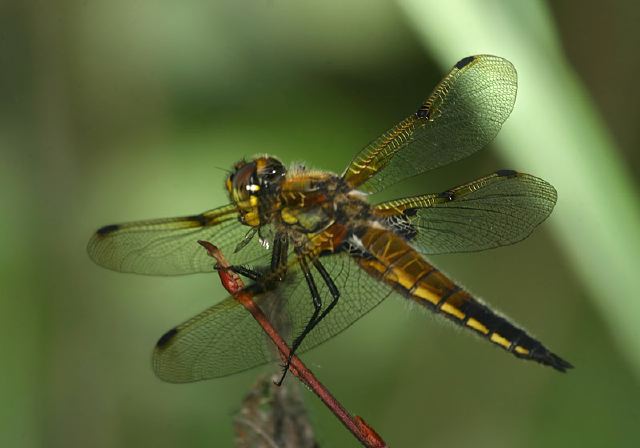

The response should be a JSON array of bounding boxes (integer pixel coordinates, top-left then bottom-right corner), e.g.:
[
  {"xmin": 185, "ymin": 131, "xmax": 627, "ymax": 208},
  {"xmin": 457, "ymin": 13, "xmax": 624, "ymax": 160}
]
[{"xmin": 2, "ymin": 1, "xmax": 639, "ymax": 447}]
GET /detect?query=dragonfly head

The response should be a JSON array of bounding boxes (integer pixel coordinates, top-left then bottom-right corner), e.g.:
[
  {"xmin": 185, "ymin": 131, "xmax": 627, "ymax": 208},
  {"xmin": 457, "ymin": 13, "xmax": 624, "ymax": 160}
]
[{"xmin": 226, "ymin": 156, "xmax": 286, "ymax": 226}]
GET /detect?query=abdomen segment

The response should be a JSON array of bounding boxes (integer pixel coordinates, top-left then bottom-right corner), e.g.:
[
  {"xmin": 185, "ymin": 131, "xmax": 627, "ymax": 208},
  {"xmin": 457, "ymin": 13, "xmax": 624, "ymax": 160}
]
[{"xmin": 354, "ymin": 226, "xmax": 572, "ymax": 372}]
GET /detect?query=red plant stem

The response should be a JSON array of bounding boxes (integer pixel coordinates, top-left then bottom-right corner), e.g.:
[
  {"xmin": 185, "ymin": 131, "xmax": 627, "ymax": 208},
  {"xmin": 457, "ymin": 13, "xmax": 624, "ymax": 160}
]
[{"xmin": 198, "ymin": 240, "xmax": 387, "ymax": 448}]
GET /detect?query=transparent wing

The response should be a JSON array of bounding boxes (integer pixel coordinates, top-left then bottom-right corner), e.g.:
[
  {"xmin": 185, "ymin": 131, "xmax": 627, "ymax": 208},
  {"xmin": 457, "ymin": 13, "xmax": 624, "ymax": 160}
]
[
  {"xmin": 87, "ymin": 204, "xmax": 272, "ymax": 275},
  {"xmin": 342, "ymin": 55, "xmax": 517, "ymax": 193},
  {"xmin": 373, "ymin": 170, "xmax": 557, "ymax": 254},
  {"xmin": 152, "ymin": 252, "xmax": 394, "ymax": 382}
]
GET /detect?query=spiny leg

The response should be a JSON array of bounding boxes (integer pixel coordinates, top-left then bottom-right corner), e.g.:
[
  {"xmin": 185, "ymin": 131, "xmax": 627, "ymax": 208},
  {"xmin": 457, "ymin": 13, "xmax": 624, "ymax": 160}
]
[
  {"xmin": 312, "ymin": 258, "xmax": 341, "ymax": 323},
  {"xmin": 277, "ymin": 251, "xmax": 322, "ymax": 386},
  {"xmin": 277, "ymin": 256, "xmax": 341, "ymax": 385},
  {"xmin": 216, "ymin": 264, "xmax": 261, "ymax": 282}
]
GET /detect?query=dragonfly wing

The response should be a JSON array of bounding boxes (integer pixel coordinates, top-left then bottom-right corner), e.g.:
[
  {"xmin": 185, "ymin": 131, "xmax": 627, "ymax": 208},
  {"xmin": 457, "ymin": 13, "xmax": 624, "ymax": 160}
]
[
  {"xmin": 152, "ymin": 251, "xmax": 394, "ymax": 382},
  {"xmin": 342, "ymin": 55, "xmax": 517, "ymax": 193},
  {"xmin": 373, "ymin": 170, "xmax": 557, "ymax": 254},
  {"xmin": 87, "ymin": 204, "xmax": 272, "ymax": 275},
  {"xmin": 153, "ymin": 294, "xmax": 270, "ymax": 382}
]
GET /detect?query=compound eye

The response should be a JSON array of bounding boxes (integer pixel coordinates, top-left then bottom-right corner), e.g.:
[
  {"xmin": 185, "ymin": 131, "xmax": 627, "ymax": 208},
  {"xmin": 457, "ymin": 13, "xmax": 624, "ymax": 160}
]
[
  {"xmin": 262, "ymin": 170, "xmax": 276, "ymax": 182},
  {"xmin": 263, "ymin": 160, "xmax": 285, "ymax": 180},
  {"xmin": 229, "ymin": 161, "xmax": 259, "ymax": 198}
]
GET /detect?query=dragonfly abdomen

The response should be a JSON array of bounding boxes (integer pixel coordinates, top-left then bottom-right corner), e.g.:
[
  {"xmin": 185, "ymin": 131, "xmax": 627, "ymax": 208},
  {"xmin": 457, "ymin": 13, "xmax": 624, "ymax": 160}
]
[{"xmin": 355, "ymin": 226, "xmax": 572, "ymax": 372}]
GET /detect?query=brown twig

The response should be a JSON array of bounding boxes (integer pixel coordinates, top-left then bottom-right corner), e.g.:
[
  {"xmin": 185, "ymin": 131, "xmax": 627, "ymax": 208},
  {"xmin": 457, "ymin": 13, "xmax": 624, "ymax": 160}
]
[{"xmin": 198, "ymin": 240, "xmax": 387, "ymax": 448}]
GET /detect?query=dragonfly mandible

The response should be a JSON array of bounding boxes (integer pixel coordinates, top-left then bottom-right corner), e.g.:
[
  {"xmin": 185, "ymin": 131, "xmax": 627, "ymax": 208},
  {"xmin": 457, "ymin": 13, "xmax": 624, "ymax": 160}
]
[{"xmin": 88, "ymin": 55, "xmax": 572, "ymax": 383}]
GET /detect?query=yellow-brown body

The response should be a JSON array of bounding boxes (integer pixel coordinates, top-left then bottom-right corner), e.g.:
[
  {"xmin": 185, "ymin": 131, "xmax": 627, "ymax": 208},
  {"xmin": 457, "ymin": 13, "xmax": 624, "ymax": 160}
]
[
  {"xmin": 88, "ymin": 55, "xmax": 571, "ymax": 382},
  {"xmin": 227, "ymin": 157, "xmax": 563, "ymax": 369}
]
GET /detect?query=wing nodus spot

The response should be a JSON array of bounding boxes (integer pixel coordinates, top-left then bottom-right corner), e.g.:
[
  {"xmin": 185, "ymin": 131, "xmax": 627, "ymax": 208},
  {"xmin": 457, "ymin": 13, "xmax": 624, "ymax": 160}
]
[
  {"xmin": 96, "ymin": 224, "xmax": 120, "ymax": 236},
  {"xmin": 156, "ymin": 328, "xmax": 179, "ymax": 349},
  {"xmin": 455, "ymin": 56, "xmax": 475, "ymax": 69},
  {"xmin": 496, "ymin": 169, "xmax": 518, "ymax": 178},
  {"xmin": 416, "ymin": 106, "xmax": 430, "ymax": 119},
  {"xmin": 403, "ymin": 208, "xmax": 418, "ymax": 217},
  {"xmin": 438, "ymin": 190, "xmax": 456, "ymax": 201},
  {"xmin": 187, "ymin": 214, "xmax": 208, "ymax": 226}
]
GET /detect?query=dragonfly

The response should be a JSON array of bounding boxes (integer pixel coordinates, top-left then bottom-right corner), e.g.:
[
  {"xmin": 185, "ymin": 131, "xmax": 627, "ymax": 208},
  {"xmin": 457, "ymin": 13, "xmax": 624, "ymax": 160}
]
[{"xmin": 88, "ymin": 55, "xmax": 572, "ymax": 384}]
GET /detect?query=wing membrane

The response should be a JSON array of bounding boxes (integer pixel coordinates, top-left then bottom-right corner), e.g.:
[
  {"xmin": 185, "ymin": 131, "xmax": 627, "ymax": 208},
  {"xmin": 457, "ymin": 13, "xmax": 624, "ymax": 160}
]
[
  {"xmin": 152, "ymin": 252, "xmax": 394, "ymax": 382},
  {"xmin": 87, "ymin": 204, "xmax": 272, "ymax": 275},
  {"xmin": 342, "ymin": 55, "xmax": 517, "ymax": 193},
  {"xmin": 373, "ymin": 170, "xmax": 556, "ymax": 254}
]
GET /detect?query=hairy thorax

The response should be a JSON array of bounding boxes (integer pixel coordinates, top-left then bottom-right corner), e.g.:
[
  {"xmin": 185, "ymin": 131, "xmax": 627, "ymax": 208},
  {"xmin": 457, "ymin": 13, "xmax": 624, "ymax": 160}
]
[
  {"xmin": 225, "ymin": 156, "xmax": 371, "ymax": 257},
  {"xmin": 274, "ymin": 169, "xmax": 370, "ymax": 253}
]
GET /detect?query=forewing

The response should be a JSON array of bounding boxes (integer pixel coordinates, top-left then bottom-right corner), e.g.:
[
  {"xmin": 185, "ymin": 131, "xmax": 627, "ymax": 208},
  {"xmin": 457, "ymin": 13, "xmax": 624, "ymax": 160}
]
[
  {"xmin": 152, "ymin": 252, "xmax": 394, "ymax": 382},
  {"xmin": 342, "ymin": 55, "xmax": 517, "ymax": 193},
  {"xmin": 87, "ymin": 204, "xmax": 272, "ymax": 275},
  {"xmin": 373, "ymin": 170, "xmax": 556, "ymax": 254}
]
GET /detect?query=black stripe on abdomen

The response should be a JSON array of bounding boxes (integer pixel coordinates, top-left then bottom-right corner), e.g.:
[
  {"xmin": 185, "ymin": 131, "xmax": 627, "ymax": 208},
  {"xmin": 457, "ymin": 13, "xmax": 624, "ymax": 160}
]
[
  {"xmin": 407, "ymin": 268, "xmax": 573, "ymax": 372},
  {"xmin": 354, "ymin": 225, "xmax": 573, "ymax": 372}
]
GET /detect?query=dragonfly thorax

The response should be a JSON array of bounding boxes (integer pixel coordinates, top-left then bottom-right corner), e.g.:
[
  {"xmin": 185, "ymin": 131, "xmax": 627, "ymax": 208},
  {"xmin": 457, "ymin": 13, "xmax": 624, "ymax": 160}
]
[{"xmin": 226, "ymin": 156, "xmax": 286, "ymax": 227}]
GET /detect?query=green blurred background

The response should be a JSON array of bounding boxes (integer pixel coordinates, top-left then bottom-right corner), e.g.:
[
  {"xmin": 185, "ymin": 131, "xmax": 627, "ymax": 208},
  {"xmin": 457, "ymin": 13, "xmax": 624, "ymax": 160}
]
[{"xmin": 2, "ymin": 1, "xmax": 639, "ymax": 447}]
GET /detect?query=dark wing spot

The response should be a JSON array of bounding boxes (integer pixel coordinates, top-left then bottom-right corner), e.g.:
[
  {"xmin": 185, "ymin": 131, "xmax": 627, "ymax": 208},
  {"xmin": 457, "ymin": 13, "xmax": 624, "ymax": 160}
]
[
  {"xmin": 455, "ymin": 56, "xmax": 475, "ymax": 70},
  {"xmin": 187, "ymin": 214, "xmax": 208, "ymax": 226},
  {"xmin": 438, "ymin": 190, "xmax": 456, "ymax": 201},
  {"xmin": 496, "ymin": 169, "xmax": 518, "ymax": 178},
  {"xmin": 403, "ymin": 208, "xmax": 418, "ymax": 217},
  {"xmin": 156, "ymin": 328, "xmax": 179, "ymax": 349},
  {"xmin": 96, "ymin": 224, "xmax": 120, "ymax": 236},
  {"xmin": 415, "ymin": 105, "xmax": 430, "ymax": 119}
]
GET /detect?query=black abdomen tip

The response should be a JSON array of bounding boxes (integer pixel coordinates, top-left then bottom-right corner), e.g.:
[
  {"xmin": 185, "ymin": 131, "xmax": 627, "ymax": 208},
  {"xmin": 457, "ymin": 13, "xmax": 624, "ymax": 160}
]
[
  {"xmin": 545, "ymin": 353, "xmax": 574, "ymax": 373},
  {"xmin": 156, "ymin": 328, "xmax": 179, "ymax": 349},
  {"xmin": 455, "ymin": 56, "xmax": 475, "ymax": 69},
  {"xmin": 534, "ymin": 349, "xmax": 574, "ymax": 373},
  {"xmin": 496, "ymin": 169, "xmax": 518, "ymax": 178},
  {"xmin": 96, "ymin": 224, "xmax": 120, "ymax": 236}
]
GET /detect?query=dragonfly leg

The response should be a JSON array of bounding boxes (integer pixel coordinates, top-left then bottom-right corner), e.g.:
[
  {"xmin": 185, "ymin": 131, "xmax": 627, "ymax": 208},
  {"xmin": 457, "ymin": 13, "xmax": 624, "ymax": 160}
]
[
  {"xmin": 312, "ymin": 258, "xmax": 341, "ymax": 323},
  {"xmin": 277, "ymin": 256, "xmax": 341, "ymax": 385},
  {"xmin": 277, "ymin": 252, "xmax": 322, "ymax": 386},
  {"xmin": 218, "ymin": 264, "xmax": 262, "ymax": 282},
  {"xmin": 221, "ymin": 233, "xmax": 290, "ymax": 284}
]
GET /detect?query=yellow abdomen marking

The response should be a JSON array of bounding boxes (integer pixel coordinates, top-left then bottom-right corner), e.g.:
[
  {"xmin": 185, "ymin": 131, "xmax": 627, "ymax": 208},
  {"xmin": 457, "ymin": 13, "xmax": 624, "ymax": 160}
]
[
  {"xmin": 411, "ymin": 285, "xmax": 440, "ymax": 306},
  {"xmin": 354, "ymin": 226, "xmax": 551, "ymax": 367},
  {"xmin": 514, "ymin": 346, "xmax": 530, "ymax": 356},
  {"xmin": 490, "ymin": 333, "xmax": 511, "ymax": 349},
  {"xmin": 387, "ymin": 265, "xmax": 419, "ymax": 290},
  {"xmin": 440, "ymin": 303, "xmax": 465, "ymax": 320},
  {"xmin": 466, "ymin": 318, "xmax": 490, "ymax": 335}
]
